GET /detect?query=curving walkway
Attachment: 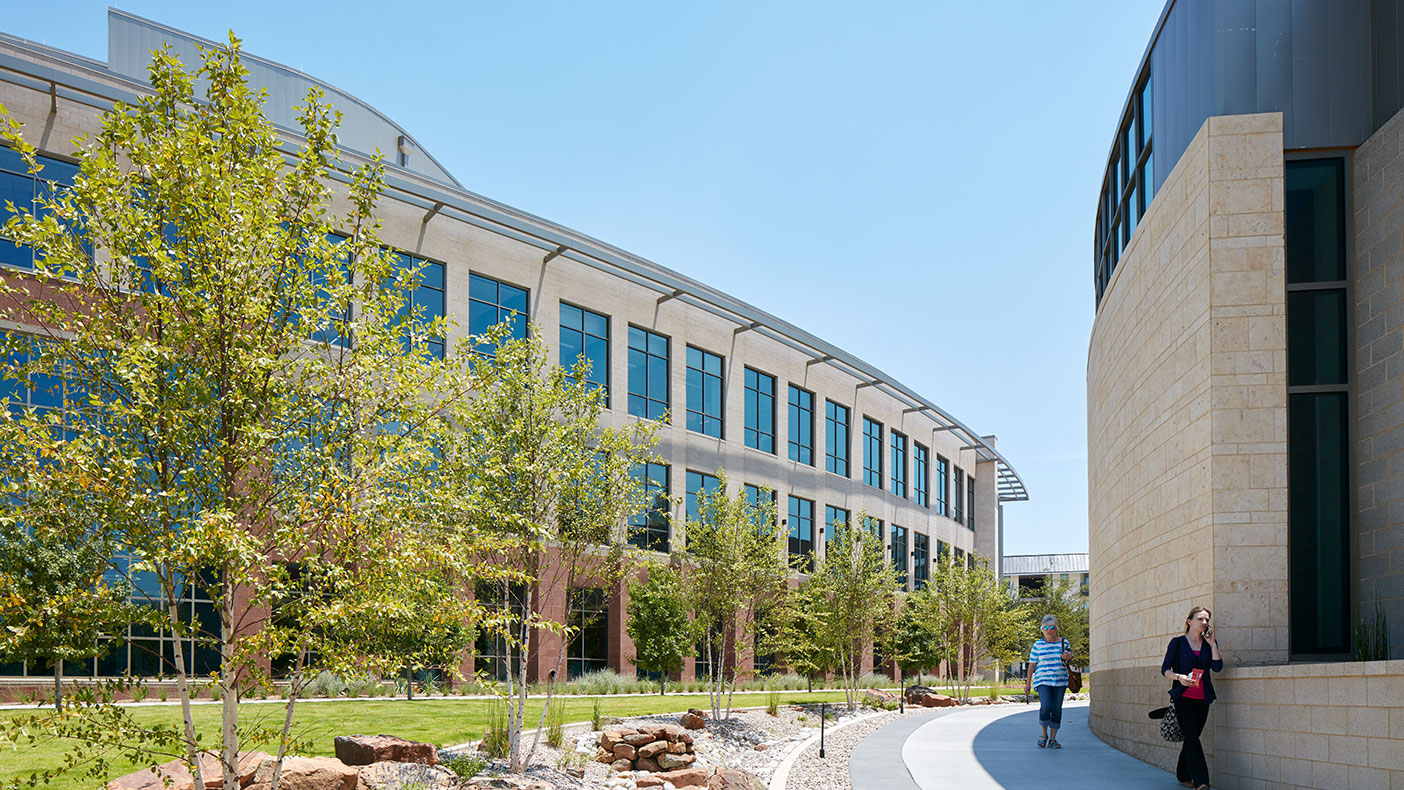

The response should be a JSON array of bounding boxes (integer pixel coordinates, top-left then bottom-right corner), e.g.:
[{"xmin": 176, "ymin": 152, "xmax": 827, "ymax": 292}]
[{"xmin": 850, "ymin": 701, "xmax": 1183, "ymax": 790}]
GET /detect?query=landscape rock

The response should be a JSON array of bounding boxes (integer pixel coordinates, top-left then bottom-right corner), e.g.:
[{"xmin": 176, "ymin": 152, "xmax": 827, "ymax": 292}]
[
  {"xmin": 355, "ymin": 761, "xmax": 455, "ymax": 789},
  {"xmin": 600, "ymin": 729, "xmax": 633, "ymax": 750},
  {"xmin": 651, "ymin": 768, "xmax": 707, "ymax": 785},
  {"xmin": 334, "ymin": 735, "xmax": 439, "ymax": 766},
  {"xmin": 613, "ymin": 743, "xmax": 638, "ymax": 760},
  {"xmin": 107, "ymin": 751, "xmax": 272, "ymax": 790},
  {"xmin": 679, "ymin": 712, "xmax": 706, "ymax": 730},
  {"xmin": 863, "ymin": 689, "xmax": 897, "ymax": 705},
  {"xmin": 248, "ymin": 756, "xmax": 359, "ymax": 790},
  {"xmin": 635, "ymin": 756, "xmax": 662, "ymax": 772},
  {"xmin": 707, "ymin": 768, "xmax": 764, "ymax": 790},
  {"xmin": 637, "ymin": 740, "xmax": 668, "ymax": 760},
  {"xmin": 610, "ymin": 758, "xmax": 633, "ymax": 773},
  {"xmin": 463, "ymin": 778, "xmax": 553, "ymax": 790},
  {"xmin": 638, "ymin": 724, "xmax": 682, "ymax": 742},
  {"xmin": 657, "ymin": 752, "xmax": 695, "ymax": 770},
  {"xmin": 623, "ymin": 732, "xmax": 656, "ymax": 746}
]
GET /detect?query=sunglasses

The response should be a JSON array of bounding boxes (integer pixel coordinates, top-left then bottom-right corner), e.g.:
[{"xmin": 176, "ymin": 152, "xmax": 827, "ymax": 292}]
[{"xmin": 1041, "ymin": 625, "xmax": 1057, "ymax": 630}]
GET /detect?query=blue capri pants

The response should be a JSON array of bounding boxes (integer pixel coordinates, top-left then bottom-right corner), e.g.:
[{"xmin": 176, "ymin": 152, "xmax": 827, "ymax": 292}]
[{"xmin": 1037, "ymin": 685, "xmax": 1066, "ymax": 728}]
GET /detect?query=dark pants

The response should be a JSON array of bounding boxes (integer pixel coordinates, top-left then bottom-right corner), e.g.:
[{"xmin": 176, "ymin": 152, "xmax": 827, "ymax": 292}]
[
  {"xmin": 1174, "ymin": 697, "xmax": 1211, "ymax": 786},
  {"xmin": 1037, "ymin": 684, "xmax": 1066, "ymax": 729}
]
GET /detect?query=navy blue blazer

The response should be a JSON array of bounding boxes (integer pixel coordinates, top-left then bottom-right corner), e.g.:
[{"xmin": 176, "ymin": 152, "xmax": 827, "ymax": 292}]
[{"xmin": 1161, "ymin": 634, "xmax": 1223, "ymax": 703}]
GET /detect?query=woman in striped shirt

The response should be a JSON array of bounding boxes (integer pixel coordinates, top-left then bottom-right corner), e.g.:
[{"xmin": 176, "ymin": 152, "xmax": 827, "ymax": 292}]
[{"xmin": 1023, "ymin": 613, "xmax": 1074, "ymax": 748}]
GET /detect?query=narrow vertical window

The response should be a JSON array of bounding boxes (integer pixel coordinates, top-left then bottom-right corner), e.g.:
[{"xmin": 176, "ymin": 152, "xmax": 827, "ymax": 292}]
[
  {"xmin": 787, "ymin": 496, "xmax": 814, "ymax": 573},
  {"xmin": 686, "ymin": 346, "xmax": 723, "ymax": 438},
  {"xmin": 967, "ymin": 475, "xmax": 976, "ymax": 531},
  {"xmin": 825, "ymin": 401, "xmax": 850, "ymax": 477},
  {"xmin": 891, "ymin": 525, "xmax": 907, "ymax": 587},
  {"xmin": 685, "ymin": 470, "xmax": 721, "ymax": 525},
  {"xmin": 788, "ymin": 385, "xmax": 814, "ymax": 465},
  {"xmin": 914, "ymin": 443, "xmax": 929, "ymax": 507},
  {"xmin": 825, "ymin": 505, "xmax": 849, "ymax": 544},
  {"xmin": 890, "ymin": 430, "xmax": 908, "ymax": 499},
  {"xmin": 936, "ymin": 455, "xmax": 950, "ymax": 516},
  {"xmin": 743, "ymin": 368, "xmax": 776, "ymax": 453},
  {"xmin": 566, "ymin": 588, "xmax": 609, "ymax": 679},
  {"xmin": 912, "ymin": 533, "xmax": 929, "ymax": 589},
  {"xmin": 560, "ymin": 303, "xmax": 609, "ymax": 403},
  {"xmin": 628, "ymin": 462, "xmax": 670, "ymax": 552},
  {"xmin": 862, "ymin": 417, "xmax": 883, "ymax": 489},
  {"xmin": 627, "ymin": 327, "xmax": 669, "ymax": 421},
  {"xmin": 954, "ymin": 467, "xmax": 965, "ymax": 524}
]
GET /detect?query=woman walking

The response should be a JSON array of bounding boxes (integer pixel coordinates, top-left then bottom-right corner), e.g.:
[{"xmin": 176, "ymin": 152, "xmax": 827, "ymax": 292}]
[
  {"xmin": 1023, "ymin": 613, "xmax": 1073, "ymax": 748},
  {"xmin": 1161, "ymin": 606, "xmax": 1223, "ymax": 789}
]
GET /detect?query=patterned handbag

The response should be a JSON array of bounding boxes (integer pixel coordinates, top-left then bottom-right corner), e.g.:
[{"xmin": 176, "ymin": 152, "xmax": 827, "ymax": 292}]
[
  {"xmin": 1159, "ymin": 705, "xmax": 1183, "ymax": 742},
  {"xmin": 1062, "ymin": 640, "xmax": 1082, "ymax": 693}
]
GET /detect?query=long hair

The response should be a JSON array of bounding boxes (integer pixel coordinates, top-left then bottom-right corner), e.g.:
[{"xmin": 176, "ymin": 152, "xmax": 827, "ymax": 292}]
[{"xmin": 1184, "ymin": 606, "xmax": 1211, "ymax": 633}]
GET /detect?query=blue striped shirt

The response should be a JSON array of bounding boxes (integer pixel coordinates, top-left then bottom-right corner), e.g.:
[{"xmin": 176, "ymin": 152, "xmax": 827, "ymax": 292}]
[{"xmin": 1028, "ymin": 639, "xmax": 1069, "ymax": 687}]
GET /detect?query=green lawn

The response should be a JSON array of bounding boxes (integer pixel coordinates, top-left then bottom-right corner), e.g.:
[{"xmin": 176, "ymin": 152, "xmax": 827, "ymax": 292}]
[{"xmin": 0, "ymin": 690, "xmax": 854, "ymax": 789}]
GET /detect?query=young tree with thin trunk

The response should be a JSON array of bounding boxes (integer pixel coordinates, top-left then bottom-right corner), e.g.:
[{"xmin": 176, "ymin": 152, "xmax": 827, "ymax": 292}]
[
  {"xmin": 626, "ymin": 562, "xmax": 695, "ymax": 695},
  {"xmin": 436, "ymin": 324, "xmax": 658, "ymax": 773},
  {"xmin": 0, "ymin": 35, "xmax": 477, "ymax": 789},
  {"xmin": 804, "ymin": 514, "xmax": 899, "ymax": 711},
  {"xmin": 681, "ymin": 474, "xmax": 788, "ymax": 720}
]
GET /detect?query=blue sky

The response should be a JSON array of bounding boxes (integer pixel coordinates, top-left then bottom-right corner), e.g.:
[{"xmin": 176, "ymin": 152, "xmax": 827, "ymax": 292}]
[{"xmin": 3, "ymin": 2, "xmax": 1168, "ymax": 556}]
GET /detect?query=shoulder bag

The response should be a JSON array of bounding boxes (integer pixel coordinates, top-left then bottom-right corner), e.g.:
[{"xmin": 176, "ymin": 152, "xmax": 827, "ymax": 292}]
[
  {"xmin": 1148, "ymin": 706, "xmax": 1183, "ymax": 742},
  {"xmin": 1063, "ymin": 639, "xmax": 1083, "ymax": 693}
]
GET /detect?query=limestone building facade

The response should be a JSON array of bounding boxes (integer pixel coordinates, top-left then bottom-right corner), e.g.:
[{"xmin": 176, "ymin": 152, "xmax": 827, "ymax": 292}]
[
  {"xmin": 1089, "ymin": 1, "xmax": 1404, "ymax": 786},
  {"xmin": 0, "ymin": 10, "xmax": 1027, "ymax": 687}
]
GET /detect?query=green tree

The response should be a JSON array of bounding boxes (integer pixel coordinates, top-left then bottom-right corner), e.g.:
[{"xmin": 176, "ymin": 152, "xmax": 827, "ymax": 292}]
[
  {"xmin": 773, "ymin": 581, "xmax": 836, "ymax": 691},
  {"xmin": 804, "ymin": 514, "xmax": 899, "ymax": 710},
  {"xmin": 929, "ymin": 558, "xmax": 1029, "ymax": 699},
  {"xmin": 680, "ymin": 474, "xmax": 788, "ymax": 720},
  {"xmin": 893, "ymin": 587, "xmax": 943, "ymax": 686},
  {"xmin": 436, "ymin": 324, "xmax": 658, "ymax": 772},
  {"xmin": 1027, "ymin": 575, "xmax": 1089, "ymax": 668},
  {"xmin": 0, "ymin": 35, "xmax": 475, "ymax": 789},
  {"xmin": 626, "ymin": 563, "xmax": 695, "ymax": 694}
]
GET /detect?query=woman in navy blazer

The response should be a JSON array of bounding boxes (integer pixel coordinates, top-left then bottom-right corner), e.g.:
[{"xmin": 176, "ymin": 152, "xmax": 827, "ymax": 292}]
[{"xmin": 1161, "ymin": 606, "xmax": 1223, "ymax": 790}]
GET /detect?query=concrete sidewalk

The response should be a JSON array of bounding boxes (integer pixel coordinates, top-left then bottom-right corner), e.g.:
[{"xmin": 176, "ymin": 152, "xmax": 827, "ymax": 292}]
[{"xmin": 849, "ymin": 700, "xmax": 1186, "ymax": 789}]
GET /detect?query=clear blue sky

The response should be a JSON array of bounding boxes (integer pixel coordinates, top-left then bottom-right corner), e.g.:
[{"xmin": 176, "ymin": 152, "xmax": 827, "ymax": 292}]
[{"xmin": 3, "ymin": 2, "xmax": 1168, "ymax": 556}]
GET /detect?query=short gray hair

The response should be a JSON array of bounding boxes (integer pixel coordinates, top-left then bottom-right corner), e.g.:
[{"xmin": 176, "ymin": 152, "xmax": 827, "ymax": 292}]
[{"xmin": 1041, "ymin": 614, "xmax": 1059, "ymax": 628}]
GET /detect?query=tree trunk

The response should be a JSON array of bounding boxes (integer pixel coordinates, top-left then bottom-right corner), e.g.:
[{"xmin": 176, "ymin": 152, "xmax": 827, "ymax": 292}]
[
  {"xmin": 167, "ymin": 580, "xmax": 204, "ymax": 790},
  {"xmin": 270, "ymin": 647, "xmax": 307, "ymax": 790},
  {"xmin": 221, "ymin": 580, "xmax": 239, "ymax": 790},
  {"xmin": 52, "ymin": 660, "xmax": 62, "ymax": 711}
]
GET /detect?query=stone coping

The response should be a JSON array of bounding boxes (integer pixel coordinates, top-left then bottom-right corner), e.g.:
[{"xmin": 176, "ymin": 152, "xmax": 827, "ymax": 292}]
[{"xmin": 1219, "ymin": 659, "xmax": 1404, "ymax": 679}]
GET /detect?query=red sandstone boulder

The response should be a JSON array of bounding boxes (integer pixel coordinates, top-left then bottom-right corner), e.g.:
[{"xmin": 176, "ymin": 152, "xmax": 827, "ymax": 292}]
[
  {"xmin": 648, "ymin": 767, "xmax": 707, "ymax": 787},
  {"xmin": 610, "ymin": 758, "xmax": 632, "ymax": 772},
  {"xmin": 623, "ymin": 732, "xmax": 655, "ymax": 746},
  {"xmin": 637, "ymin": 740, "xmax": 668, "ymax": 760},
  {"xmin": 638, "ymin": 723, "xmax": 682, "ymax": 742},
  {"xmin": 679, "ymin": 710, "xmax": 706, "ymax": 730},
  {"xmin": 334, "ymin": 735, "xmax": 438, "ymax": 766},
  {"xmin": 635, "ymin": 756, "xmax": 662, "ymax": 772},
  {"xmin": 613, "ymin": 743, "xmax": 638, "ymax": 760},
  {"xmin": 107, "ymin": 751, "xmax": 272, "ymax": 790},
  {"xmin": 657, "ymin": 752, "xmax": 695, "ymax": 770}
]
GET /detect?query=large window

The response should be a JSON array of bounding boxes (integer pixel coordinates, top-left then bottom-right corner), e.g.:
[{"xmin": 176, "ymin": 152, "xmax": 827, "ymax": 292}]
[
  {"xmin": 967, "ymin": 475, "xmax": 976, "ymax": 531},
  {"xmin": 1094, "ymin": 69, "xmax": 1154, "ymax": 306},
  {"xmin": 627, "ymin": 327, "xmax": 669, "ymax": 421},
  {"xmin": 0, "ymin": 146, "xmax": 79, "ymax": 271},
  {"xmin": 863, "ymin": 515, "xmax": 884, "ymax": 542},
  {"xmin": 914, "ymin": 443, "xmax": 929, "ymax": 507},
  {"xmin": 912, "ymin": 533, "xmax": 930, "ymax": 589},
  {"xmin": 862, "ymin": 417, "xmax": 883, "ymax": 489},
  {"xmin": 744, "ymin": 368, "xmax": 776, "ymax": 453},
  {"xmin": 825, "ymin": 400, "xmax": 850, "ymax": 477},
  {"xmin": 474, "ymin": 581, "xmax": 527, "ymax": 681},
  {"xmin": 890, "ymin": 430, "xmax": 908, "ymax": 499},
  {"xmin": 391, "ymin": 252, "xmax": 446, "ymax": 359},
  {"xmin": 788, "ymin": 496, "xmax": 814, "ymax": 573},
  {"xmin": 566, "ymin": 587, "xmax": 609, "ymax": 679},
  {"xmin": 953, "ymin": 467, "xmax": 966, "ymax": 524},
  {"xmin": 686, "ymin": 346, "xmax": 724, "ymax": 438},
  {"xmin": 788, "ymin": 385, "xmax": 814, "ymax": 465},
  {"xmin": 628, "ymin": 462, "xmax": 671, "ymax": 552},
  {"xmin": 936, "ymin": 455, "xmax": 950, "ymax": 516},
  {"xmin": 744, "ymin": 483, "xmax": 777, "ymax": 534},
  {"xmin": 1285, "ymin": 157, "xmax": 1351, "ymax": 656},
  {"xmin": 825, "ymin": 505, "xmax": 850, "ymax": 544},
  {"xmin": 685, "ymin": 470, "xmax": 721, "ymax": 525},
  {"xmin": 560, "ymin": 303, "xmax": 609, "ymax": 402},
  {"xmin": 891, "ymin": 525, "xmax": 908, "ymax": 587},
  {"xmin": 937, "ymin": 540, "xmax": 950, "ymax": 566},
  {"xmin": 468, "ymin": 274, "xmax": 528, "ymax": 357}
]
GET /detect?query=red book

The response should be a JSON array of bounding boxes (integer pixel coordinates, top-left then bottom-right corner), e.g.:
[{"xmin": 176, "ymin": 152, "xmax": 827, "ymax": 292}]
[{"xmin": 1188, "ymin": 668, "xmax": 1203, "ymax": 687}]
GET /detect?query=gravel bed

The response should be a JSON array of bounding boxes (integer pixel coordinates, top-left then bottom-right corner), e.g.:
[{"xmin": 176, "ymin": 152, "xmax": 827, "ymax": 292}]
[{"xmin": 783, "ymin": 708, "xmax": 934, "ymax": 790}]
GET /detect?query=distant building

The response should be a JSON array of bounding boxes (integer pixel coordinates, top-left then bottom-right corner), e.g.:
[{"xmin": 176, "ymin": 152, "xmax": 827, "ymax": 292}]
[{"xmin": 1003, "ymin": 553, "xmax": 1089, "ymax": 599}]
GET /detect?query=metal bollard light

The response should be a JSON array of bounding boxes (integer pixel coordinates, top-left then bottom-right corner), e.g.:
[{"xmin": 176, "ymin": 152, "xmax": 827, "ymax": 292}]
[{"xmin": 819, "ymin": 702, "xmax": 827, "ymax": 758}]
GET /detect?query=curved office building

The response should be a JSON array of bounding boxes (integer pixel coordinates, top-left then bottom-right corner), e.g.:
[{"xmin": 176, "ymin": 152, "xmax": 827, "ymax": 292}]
[
  {"xmin": 1089, "ymin": 1, "xmax": 1404, "ymax": 784},
  {"xmin": 0, "ymin": 10, "xmax": 1027, "ymax": 688}
]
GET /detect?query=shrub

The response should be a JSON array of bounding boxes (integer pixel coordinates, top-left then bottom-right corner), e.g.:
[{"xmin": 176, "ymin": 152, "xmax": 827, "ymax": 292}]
[
  {"xmin": 765, "ymin": 689, "xmax": 779, "ymax": 717},
  {"xmin": 569, "ymin": 669, "xmax": 647, "ymax": 696},
  {"xmin": 590, "ymin": 697, "xmax": 603, "ymax": 731},
  {"xmin": 445, "ymin": 755, "xmax": 486, "ymax": 781},
  {"xmin": 158, "ymin": 687, "xmax": 168, "ymax": 703},
  {"xmin": 857, "ymin": 672, "xmax": 889, "ymax": 689},
  {"xmin": 309, "ymin": 670, "xmax": 345, "ymax": 698},
  {"xmin": 130, "ymin": 684, "xmax": 149, "ymax": 703}
]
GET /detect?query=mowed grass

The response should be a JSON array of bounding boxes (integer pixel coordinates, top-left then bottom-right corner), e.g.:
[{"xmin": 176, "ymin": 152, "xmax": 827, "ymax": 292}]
[{"xmin": 0, "ymin": 690, "xmax": 854, "ymax": 789}]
